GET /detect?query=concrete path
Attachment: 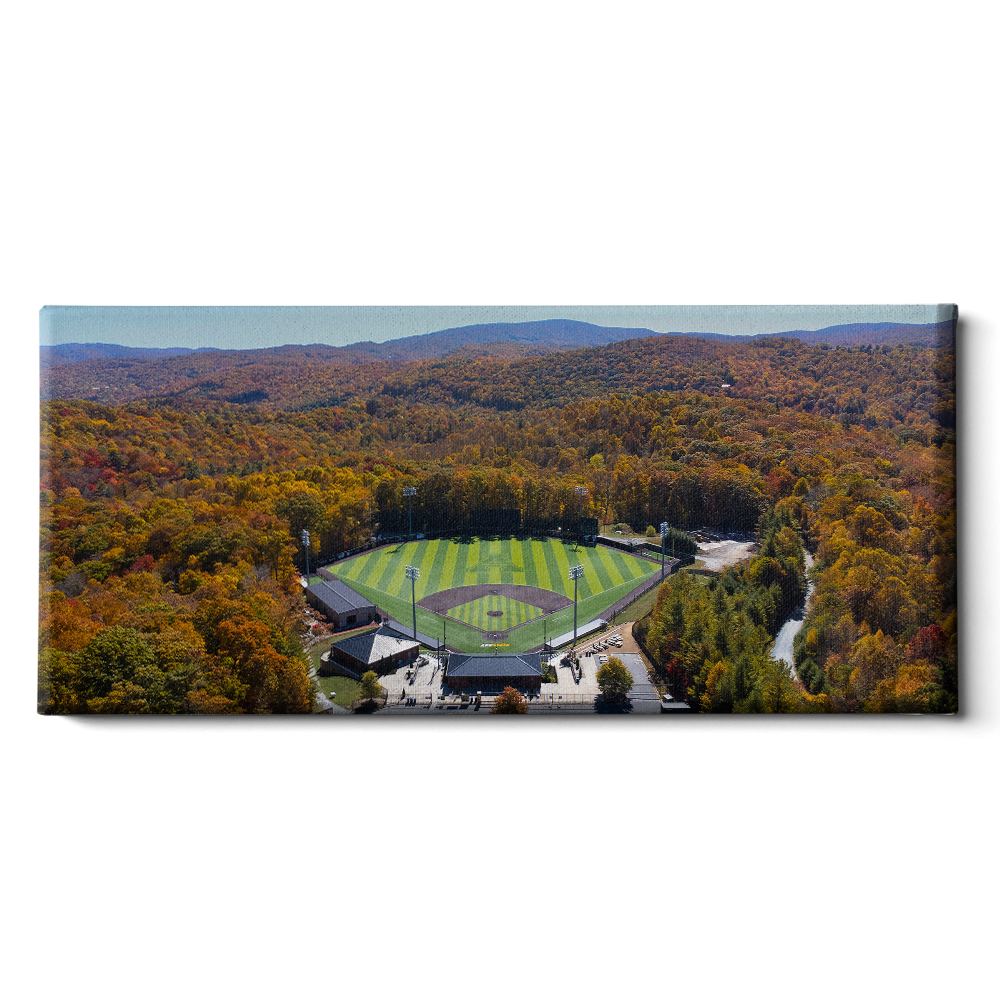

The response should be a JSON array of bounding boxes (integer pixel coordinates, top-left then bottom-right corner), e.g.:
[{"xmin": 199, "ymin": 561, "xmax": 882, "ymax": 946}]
[{"xmin": 377, "ymin": 653, "xmax": 446, "ymax": 709}]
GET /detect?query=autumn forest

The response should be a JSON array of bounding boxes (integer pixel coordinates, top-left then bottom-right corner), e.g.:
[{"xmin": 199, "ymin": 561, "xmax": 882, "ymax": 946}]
[{"xmin": 38, "ymin": 320, "xmax": 957, "ymax": 714}]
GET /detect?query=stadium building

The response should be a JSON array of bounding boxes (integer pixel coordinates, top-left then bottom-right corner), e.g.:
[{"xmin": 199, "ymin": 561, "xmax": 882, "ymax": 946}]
[
  {"xmin": 306, "ymin": 578, "xmax": 377, "ymax": 629},
  {"xmin": 445, "ymin": 652, "xmax": 544, "ymax": 695},
  {"xmin": 321, "ymin": 625, "xmax": 420, "ymax": 677}
]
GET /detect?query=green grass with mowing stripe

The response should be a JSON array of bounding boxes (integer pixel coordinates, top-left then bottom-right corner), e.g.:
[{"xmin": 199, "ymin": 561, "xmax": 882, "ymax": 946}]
[{"xmin": 446, "ymin": 595, "xmax": 544, "ymax": 630}]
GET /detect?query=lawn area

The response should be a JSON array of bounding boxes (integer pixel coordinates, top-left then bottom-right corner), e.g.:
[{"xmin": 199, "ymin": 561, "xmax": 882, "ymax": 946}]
[
  {"xmin": 328, "ymin": 536, "xmax": 660, "ymax": 654},
  {"xmin": 609, "ymin": 580, "xmax": 663, "ymax": 625},
  {"xmin": 312, "ymin": 672, "xmax": 369, "ymax": 710}
]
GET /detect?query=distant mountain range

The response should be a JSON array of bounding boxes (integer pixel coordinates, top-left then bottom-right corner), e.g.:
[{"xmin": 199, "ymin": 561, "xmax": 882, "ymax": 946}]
[
  {"xmin": 768, "ymin": 320, "xmax": 955, "ymax": 348},
  {"xmin": 40, "ymin": 317, "xmax": 954, "ymax": 370},
  {"xmin": 40, "ymin": 343, "xmax": 222, "ymax": 366}
]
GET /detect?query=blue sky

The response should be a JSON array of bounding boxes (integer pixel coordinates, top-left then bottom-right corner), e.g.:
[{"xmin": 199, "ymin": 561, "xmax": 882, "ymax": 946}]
[{"xmin": 39, "ymin": 304, "xmax": 954, "ymax": 350}]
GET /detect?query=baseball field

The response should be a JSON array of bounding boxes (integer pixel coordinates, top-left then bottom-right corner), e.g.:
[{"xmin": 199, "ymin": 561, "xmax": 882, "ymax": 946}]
[{"xmin": 328, "ymin": 535, "xmax": 661, "ymax": 653}]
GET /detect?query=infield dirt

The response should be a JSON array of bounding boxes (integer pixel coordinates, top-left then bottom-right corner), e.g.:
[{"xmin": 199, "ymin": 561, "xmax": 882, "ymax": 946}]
[{"xmin": 418, "ymin": 583, "xmax": 572, "ymax": 614}]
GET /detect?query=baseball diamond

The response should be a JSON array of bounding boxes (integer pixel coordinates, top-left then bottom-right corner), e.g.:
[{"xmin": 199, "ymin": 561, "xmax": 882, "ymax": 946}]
[{"xmin": 330, "ymin": 536, "xmax": 660, "ymax": 653}]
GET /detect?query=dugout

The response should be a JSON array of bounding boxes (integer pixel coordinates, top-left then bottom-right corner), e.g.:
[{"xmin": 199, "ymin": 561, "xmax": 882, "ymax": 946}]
[{"xmin": 549, "ymin": 620, "xmax": 608, "ymax": 648}]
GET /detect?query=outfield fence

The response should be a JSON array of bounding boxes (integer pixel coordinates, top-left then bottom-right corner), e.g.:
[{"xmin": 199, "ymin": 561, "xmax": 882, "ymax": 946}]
[
  {"xmin": 601, "ymin": 567, "xmax": 671, "ymax": 622},
  {"xmin": 319, "ymin": 526, "xmax": 714, "ymax": 571}
]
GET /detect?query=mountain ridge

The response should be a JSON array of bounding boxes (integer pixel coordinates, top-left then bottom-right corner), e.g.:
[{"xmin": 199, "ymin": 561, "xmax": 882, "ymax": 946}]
[
  {"xmin": 40, "ymin": 320, "xmax": 955, "ymax": 409},
  {"xmin": 40, "ymin": 316, "xmax": 952, "ymax": 369}
]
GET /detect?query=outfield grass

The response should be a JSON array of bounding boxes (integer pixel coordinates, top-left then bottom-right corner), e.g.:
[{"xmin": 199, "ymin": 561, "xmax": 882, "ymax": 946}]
[{"xmin": 331, "ymin": 536, "xmax": 660, "ymax": 653}]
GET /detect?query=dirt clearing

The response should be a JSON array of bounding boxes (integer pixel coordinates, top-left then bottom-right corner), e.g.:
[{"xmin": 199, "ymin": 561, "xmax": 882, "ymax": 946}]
[{"xmin": 695, "ymin": 539, "xmax": 756, "ymax": 571}]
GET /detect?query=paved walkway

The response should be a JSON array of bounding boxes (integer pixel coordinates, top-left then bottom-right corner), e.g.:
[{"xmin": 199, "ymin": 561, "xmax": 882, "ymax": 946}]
[{"xmin": 377, "ymin": 653, "xmax": 447, "ymax": 709}]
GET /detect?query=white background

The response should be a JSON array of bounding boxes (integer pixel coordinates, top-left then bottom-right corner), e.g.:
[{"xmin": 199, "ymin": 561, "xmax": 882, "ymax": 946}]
[{"xmin": 4, "ymin": 2, "xmax": 997, "ymax": 998}]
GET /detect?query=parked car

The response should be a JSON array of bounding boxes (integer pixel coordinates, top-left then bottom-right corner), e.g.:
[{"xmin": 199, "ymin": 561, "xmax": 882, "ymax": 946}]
[{"xmin": 599, "ymin": 655, "xmax": 609, "ymax": 663}]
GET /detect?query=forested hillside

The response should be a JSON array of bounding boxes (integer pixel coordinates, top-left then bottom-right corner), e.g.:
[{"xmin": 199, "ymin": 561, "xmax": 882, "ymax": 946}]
[{"xmin": 38, "ymin": 328, "xmax": 956, "ymax": 713}]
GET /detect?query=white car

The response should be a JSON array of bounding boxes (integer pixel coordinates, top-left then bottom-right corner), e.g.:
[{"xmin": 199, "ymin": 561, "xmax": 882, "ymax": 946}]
[{"xmin": 599, "ymin": 654, "xmax": 609, "ymax": 663}]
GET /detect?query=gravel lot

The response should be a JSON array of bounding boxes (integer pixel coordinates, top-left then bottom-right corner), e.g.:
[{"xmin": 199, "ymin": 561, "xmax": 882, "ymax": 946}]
[{"xmin": 695, "ymin": 539, "xmax": 756, "ymax": 571}]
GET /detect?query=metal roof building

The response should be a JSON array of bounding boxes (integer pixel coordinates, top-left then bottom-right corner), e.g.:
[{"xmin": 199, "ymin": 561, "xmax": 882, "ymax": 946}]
[
  {"xmin": 306, "ymin": 579, "xmax": 377, "ymax": 629},
  {"xmin": 322, "ymin": 625, "xmax": 420, "ymax": 677},
  {"xmin": 385, "ymin": 619, "xmax": 441, "ymax": 649},
  {"xmin": 548, "ymin": 619, "xmax": 607, "ymax": 648},
  {"xmin": 445, "ymin": 652, "xmax": 544, "ymax": 693}
]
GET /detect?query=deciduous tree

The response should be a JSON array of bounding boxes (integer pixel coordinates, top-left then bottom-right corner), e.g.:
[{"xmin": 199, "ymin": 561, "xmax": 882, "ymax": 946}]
[
  {"xmin": 490, "ymin": 686, "xmax": 528, "ymax": 714},
  {"xmin": 597, "ymin": 656, "xmax": 633, "ymax": 703},
  {"xmin": 360, "ymin": 670, "xmax": 384, "ymax": 703}
]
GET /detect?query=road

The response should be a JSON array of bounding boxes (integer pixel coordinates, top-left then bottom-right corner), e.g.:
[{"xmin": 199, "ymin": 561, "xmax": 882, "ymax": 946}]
[{"xmin": 771, "ymin": 552, "xmax": 815, "ymax": 677}]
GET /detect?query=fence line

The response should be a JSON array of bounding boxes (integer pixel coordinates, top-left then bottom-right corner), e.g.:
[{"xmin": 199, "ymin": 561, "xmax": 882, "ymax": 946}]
[
  {"xmin": 377, "ymin": 690, "xmax": 600, "ymax": 713},
  {"xmin": 462, "ymin": 691, "xmax": 597, "ymax": 706}
]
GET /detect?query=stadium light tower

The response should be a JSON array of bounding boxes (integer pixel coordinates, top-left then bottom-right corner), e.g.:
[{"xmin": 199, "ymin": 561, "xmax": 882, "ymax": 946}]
[
  {"xmin": 403, "ymin": 487, "xmax": 417, "ymax": 541},
  {"xmin": 574, "ymin": 486, "xmax": 588, "ymax": 538},
  {"xmin": 660, "ymin": 522, "xmax": 669, "ymax": 583},
  {"xmin": 569, "ymin": 564, "xmax": 585, "ymax": 644},
  {"xmin": 405, "ymin": 565, "xmax": 420, "ymax": 647},
  {"xmin": 301, "ymin": 528, "xmax": 311, "ymax": 582}
]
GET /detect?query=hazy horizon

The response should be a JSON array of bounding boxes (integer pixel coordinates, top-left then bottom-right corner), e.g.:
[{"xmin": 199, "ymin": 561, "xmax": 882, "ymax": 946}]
[{"xmin": 39, "ymin": 304, "xmax": 955, "ymax": 351}]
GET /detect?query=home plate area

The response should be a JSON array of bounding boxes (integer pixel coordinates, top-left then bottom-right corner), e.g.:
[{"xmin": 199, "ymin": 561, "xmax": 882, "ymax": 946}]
[{"xmin": 418, "ymin": 583, "xmax": 572, "ymax": 633}]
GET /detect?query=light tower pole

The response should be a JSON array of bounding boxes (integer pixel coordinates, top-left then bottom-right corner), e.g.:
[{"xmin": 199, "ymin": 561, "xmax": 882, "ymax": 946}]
[
  {"xmin": 405, "ymin": 565, "xmax": 420, "ymax": 653},
  {"xmin": 660, "ymin": 522, "xmax": 669, "ymax": 583},
  {"xmin": 569, "ymin": 564, "xmax": 585, "ymax": 644},
  {"xmin": 406, "ymin": 566, "xmax": 420, "ymax": 642},
  {"xmin": 301, "ymin": 528, "xmax": 311, "ymax": 582},
  {"xmin": 574, "ymin": 486, "xmax": 588, "ymax": 539},
  {"xmin": 403, "ymin": 487, "xmax": 416, "ymax": 541}
]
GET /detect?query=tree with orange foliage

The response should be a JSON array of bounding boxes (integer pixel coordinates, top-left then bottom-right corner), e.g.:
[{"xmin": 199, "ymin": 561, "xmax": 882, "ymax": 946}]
[
  {"xmin": 215, "ymin": 615, "xmax": 312, "ymax": 713},
  {"xmin": 490, "ymin": 687, "xmax": 528, "ymax": 714}
]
